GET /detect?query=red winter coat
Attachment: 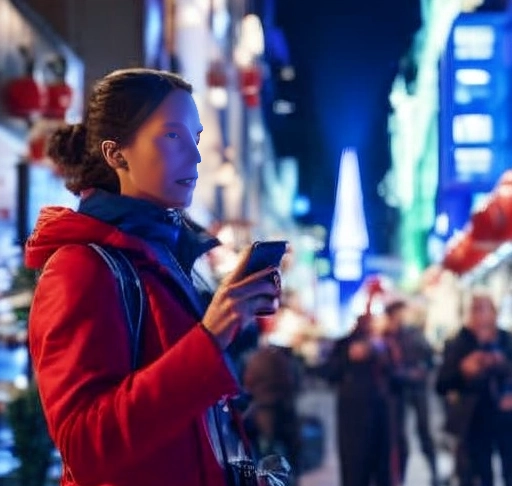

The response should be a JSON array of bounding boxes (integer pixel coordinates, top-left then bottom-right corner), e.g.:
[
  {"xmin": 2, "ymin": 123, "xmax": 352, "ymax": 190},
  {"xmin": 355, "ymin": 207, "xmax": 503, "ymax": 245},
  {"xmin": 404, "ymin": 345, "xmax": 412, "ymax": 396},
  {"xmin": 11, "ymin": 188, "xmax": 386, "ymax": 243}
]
[{"xmin": 25, "ymin": 206, "xmax": 239, "ymax": 486}]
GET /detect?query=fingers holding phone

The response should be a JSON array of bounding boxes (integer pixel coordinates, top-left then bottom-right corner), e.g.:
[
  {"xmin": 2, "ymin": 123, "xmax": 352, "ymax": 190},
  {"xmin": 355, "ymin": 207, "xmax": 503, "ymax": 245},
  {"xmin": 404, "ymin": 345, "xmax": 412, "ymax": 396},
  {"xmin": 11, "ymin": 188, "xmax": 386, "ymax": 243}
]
[
  {"xmin": 202, "ymin": 265, "xmax": 282, "ymax": 348},
  {"xmin": 236, "ymin": 240, "xmax": 287, "ymax": 313},
  {"xmin": 231, "ymin": 240, "xmax": 288, "ymax": 281},
  {"xmin": 202, "ymin": 241, "xmax": 288, "ymax": 348}
]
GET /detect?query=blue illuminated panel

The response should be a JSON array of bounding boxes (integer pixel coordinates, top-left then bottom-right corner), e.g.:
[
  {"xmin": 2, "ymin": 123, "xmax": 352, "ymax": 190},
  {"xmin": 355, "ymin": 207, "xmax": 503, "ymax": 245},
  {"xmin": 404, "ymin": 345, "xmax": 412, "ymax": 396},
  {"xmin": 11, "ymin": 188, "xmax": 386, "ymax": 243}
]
[{"xmin": 439, "ymin": 12, "xmax": 512, "ymax": 192}]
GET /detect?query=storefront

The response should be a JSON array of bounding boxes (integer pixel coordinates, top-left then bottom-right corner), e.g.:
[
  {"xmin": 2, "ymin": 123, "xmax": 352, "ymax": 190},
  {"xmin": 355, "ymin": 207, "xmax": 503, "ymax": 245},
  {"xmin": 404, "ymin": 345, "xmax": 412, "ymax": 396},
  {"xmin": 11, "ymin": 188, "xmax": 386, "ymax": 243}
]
[{"xmin": 433, "ymin": 7, "xmax": 512, "ymax": 258}]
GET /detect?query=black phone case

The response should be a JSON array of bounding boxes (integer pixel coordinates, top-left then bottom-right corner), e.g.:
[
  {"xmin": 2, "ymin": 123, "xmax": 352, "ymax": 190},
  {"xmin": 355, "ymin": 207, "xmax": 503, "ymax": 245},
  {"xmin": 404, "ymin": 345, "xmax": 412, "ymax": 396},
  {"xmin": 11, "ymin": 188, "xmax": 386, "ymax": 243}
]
[{"xmin": 242, "ymin": 240, "xmax": 287, "ymax": 276}]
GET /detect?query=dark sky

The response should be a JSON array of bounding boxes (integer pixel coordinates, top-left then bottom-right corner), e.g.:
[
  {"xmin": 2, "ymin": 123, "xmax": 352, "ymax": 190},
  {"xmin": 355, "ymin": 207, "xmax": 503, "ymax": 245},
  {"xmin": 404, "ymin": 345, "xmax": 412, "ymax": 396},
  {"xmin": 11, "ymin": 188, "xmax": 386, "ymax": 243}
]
[{"xmin": 260, "ymin": 0, "xmax": 422, "ymax": 254}]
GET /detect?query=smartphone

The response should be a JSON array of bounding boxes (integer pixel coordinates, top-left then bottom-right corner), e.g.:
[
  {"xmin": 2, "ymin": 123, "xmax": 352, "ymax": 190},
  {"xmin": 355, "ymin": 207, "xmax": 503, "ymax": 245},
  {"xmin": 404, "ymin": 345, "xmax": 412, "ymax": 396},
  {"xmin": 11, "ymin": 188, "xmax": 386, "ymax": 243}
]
[
  {"xmin": 242, "ymin": 240, "xmax": 288, "ymax": 277},
  {"xmin": 242, "ymin": 240, "xmax": 288, "ymax": 317}
]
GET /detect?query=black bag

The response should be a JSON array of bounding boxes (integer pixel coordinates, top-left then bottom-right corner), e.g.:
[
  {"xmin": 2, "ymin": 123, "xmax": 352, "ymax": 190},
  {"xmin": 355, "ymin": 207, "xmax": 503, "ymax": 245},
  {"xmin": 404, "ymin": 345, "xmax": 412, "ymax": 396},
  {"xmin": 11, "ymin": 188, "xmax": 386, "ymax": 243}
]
[
  {"xmin": 442, "ymin": 392, "xmax": 477, "ymax": 437},
  {"xmin": 299, "ymin": 414, "xmax": 325, "ymax": 473},
  {"xmin": 88, "ymin": 244, "xmax": 146, "ymax": 369}
]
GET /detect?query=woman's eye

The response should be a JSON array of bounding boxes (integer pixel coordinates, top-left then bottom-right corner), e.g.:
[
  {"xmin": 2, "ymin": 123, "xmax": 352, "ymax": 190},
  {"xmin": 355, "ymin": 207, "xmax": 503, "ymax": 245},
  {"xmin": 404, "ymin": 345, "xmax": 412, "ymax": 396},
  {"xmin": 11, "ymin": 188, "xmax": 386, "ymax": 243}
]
[{"xmin": 166, "ymin": 132, "xmax": 179, "ymax": 139}]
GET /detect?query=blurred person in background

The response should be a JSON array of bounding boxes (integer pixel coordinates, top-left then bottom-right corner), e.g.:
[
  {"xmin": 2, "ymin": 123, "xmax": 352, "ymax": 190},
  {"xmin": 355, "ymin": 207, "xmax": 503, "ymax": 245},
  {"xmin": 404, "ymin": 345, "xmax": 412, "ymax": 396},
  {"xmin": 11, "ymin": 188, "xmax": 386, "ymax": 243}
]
[
  {"xmin": 242, "ymin": 313, "xmax": 303, "ymax": 484},
  {"xmin": 436, "ymin": 290, "xmax": 512, "ymax": 486},
  {"xmin": 383, "ymin": 299, "xmax": 439, "ymax": 486},
  {"xmin": 323, "ymin": 312, "xmax": 394, "ymax": 486}
]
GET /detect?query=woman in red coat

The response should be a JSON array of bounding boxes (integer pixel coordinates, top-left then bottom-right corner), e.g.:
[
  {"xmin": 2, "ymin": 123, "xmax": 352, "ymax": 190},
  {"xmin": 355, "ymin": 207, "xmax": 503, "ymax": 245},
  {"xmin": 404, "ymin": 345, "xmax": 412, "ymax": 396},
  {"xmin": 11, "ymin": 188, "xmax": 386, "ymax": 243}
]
[{"xmin": 24, "ymin": 68, "xmax": 282, "ymax": 486}]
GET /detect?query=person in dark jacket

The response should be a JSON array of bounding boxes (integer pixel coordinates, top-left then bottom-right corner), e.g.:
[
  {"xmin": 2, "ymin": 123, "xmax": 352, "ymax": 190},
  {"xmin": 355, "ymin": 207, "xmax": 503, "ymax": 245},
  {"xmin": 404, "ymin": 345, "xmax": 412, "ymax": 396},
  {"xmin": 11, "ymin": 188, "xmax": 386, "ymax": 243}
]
[
  {"xmin": 383, "ymin": 299, "xmax": 439, "ymax": 486},
  {"xmin": 436, "ymin": 290, "xmax": 512, "ymax": 486},
  {"xmin": 324, "ymin": 312, "xmax": 394, "ymax": 486}
]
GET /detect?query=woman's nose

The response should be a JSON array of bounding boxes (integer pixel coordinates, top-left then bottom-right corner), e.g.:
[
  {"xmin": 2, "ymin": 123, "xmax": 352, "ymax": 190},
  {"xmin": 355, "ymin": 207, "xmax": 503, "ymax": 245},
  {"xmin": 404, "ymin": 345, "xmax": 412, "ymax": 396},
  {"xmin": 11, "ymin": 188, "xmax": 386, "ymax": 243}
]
[{"xmin": 191, "ymin": 141, "xmax": 201, "ymax": 164}]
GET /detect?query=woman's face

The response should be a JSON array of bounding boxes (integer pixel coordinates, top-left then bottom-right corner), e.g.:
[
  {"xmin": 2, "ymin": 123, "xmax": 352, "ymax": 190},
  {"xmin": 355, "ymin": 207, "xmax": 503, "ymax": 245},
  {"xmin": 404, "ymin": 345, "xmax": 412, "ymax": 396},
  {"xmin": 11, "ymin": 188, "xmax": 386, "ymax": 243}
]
[{"xmin": 118, "ymin": 89, "xmax": 203, "ymax": 208}]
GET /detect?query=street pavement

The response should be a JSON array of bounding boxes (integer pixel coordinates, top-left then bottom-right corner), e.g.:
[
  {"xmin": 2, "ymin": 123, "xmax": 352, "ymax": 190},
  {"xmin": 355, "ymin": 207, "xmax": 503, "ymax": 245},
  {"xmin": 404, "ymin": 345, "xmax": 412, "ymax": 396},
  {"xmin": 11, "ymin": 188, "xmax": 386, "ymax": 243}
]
[{"xmin": 0, "ymin": 361, "xmax": 505, "ymax": 486}]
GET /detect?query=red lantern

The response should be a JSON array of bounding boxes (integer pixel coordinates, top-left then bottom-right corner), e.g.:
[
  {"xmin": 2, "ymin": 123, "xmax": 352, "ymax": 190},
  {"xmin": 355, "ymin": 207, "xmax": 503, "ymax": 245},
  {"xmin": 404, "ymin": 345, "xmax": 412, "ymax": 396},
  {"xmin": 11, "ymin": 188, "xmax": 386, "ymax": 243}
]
[
  {"xmin": 27, "ymin": 118, "xmax": 61, "ymax": 163},
  {"xmin": 471, "ymin": 175, "xmax": 512, "ymax": 243},
  {"xmin": 239, "ymin": 64, "xmax": 262, "ymax": 107},
  {"xmin": 45, "ymin": 84, "xmax": 72, "ymax": 119},
  {"xmin": 28, "ymin": 136, "xmax": 46, "ymax": 161},
  {"xmin": 3, "ymin": 46, "xmax": 47, "ymax": 119},
  {"xmin": 442, "ymin": 230, "xmax": 489, "ymax": 275},
  {"xmin": 206, "ymin": 62, "xmax": 228, "ymax": 88},
  {"xmin": 44, "ymin": 55, "xmax": 73, "ymax": 119},
  {"xmin": 363, "ymin": 275, "xmax": 386, "ymax": 315}
]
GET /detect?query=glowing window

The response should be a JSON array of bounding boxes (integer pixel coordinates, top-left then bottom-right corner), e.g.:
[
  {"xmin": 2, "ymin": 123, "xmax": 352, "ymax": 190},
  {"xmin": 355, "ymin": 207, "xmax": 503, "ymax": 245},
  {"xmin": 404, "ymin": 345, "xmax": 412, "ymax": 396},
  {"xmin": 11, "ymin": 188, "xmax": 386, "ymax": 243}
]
[
  {"xmin": 454, "ymin": 68, "xmax": 492, "ymax": 104},
  {"xmin": 454, "ymin": 147, "xmax": 493, "ymax": 175},
  {"xmin": 453, "ymin": 114, "xmax": 493, "ymax": 143},
  {"xmin": 453, "ymin": 25, "xmax": 495, "ymax": 60},
  {"xmin": 456, "ymin": 68, "xmax": 491, "ymax": 85}
]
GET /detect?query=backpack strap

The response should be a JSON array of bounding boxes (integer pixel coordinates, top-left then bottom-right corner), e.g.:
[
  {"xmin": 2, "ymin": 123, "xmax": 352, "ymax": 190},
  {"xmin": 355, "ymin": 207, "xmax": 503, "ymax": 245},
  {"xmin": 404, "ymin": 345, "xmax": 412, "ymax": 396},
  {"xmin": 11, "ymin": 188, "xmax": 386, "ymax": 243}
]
[{"xmin": 88, "ymin": 244, "xmax": 146, "ymax": 370}]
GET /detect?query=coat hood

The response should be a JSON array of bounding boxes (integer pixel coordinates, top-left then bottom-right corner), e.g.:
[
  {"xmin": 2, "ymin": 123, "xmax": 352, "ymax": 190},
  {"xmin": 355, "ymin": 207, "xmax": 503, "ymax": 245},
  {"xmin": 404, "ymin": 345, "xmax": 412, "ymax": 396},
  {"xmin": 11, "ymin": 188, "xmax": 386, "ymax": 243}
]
[{"xmin": 25, "ymin": 206, "xmax": 150, "ymax": 270}]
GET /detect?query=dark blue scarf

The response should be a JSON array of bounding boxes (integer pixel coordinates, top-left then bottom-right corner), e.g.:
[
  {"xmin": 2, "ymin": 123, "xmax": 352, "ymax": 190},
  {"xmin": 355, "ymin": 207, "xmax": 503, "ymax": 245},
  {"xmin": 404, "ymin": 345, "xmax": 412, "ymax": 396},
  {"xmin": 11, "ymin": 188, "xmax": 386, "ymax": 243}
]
[{"xmin": 78, "ymin": 189, "xmax": 219, "ymax": 277}]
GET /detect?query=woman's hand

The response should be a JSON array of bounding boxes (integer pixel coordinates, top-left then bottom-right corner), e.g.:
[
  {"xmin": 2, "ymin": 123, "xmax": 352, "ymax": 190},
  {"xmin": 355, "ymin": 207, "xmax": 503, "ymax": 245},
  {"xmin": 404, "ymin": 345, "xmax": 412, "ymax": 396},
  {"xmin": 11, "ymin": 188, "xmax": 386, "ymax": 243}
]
[{"xmin": 202, "ymin": 246, "xmax": 282, "ymax": 349}]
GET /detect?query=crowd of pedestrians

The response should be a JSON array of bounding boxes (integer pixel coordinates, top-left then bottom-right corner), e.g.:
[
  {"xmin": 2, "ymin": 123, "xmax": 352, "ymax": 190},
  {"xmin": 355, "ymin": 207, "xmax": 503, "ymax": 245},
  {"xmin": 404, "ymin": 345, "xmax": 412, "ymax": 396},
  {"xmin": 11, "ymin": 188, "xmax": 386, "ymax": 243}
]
[
  {"xmin": 236, "ymin": 286, "xmax": 512, "ymax": 486},
  {"xmin": 318, "ymin": 288, "xmax": 512, "ymax": 486},
  {"xmin": 320, "ymin": 297, "xmax": 438, "ymax": 486},
  {"xmin": 222, "ymin": 278, "xmax": 512, "ymax": 486}
]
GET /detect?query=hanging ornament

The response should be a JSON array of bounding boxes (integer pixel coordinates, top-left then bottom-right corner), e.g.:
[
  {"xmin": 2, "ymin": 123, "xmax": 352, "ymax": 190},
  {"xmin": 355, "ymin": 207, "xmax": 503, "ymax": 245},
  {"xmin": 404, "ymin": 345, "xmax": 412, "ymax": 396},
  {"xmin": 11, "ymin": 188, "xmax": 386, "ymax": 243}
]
[
  {"xmin": 471, "ymin": 169, "xmax": 512, "ymax": 244},
  {"xmin": 206, "ymin": 61, "xmax": 228, "ymax": 88},
  {"xmin": 442, "ymin": 230, "xmax": 488, "ymax": 275},
  {"xmin": 28, "ymin": 134, "xmax": 46, "ymax": 162},
  {"xmin": 44, "ymin": 55, "xmax": 73, "ymax": 120},
  {"xmin": 206, "ymin": 61, "xmax": 229, "ymax": 109},
  {"xmin": 27, "ymin": 118, "xmax": 61, "ymax": 164},
  {"xmin": 239, "ymin": 64, "xmax": 262, "ymax": 108},
  {"xmin": 362, "ymin": 275, "xmax": 387, "ymax": 316},
  {"xmin": 3, "ymin": 45, "xmax": 47, "ymax": 120}
]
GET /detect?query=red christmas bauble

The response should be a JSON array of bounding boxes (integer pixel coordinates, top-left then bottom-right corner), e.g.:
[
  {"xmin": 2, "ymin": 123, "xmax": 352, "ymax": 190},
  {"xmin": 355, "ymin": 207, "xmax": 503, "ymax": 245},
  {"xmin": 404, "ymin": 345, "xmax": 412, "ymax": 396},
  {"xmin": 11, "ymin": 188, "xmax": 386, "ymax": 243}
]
[
  {"xmin": 44, "ymin": 82, "xmax": 73, "ymax": 119},
  {"xmin": 239, "ymin": 65, "xmax": 262, "ymax": 107},
  {"xmin": 4, "ymin": 77, "xmax": 47, "ymax": 118},
  {"xmin": 206, "ymin": 65, "xmax": 228, "ymax": 88}
]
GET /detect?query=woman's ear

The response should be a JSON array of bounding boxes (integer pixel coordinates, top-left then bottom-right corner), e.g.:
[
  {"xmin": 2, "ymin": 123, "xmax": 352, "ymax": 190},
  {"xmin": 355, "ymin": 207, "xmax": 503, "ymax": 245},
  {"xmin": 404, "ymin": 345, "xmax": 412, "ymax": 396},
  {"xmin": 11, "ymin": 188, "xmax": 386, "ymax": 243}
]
[{"xmin": 101, "ymin": 140, "xmax": 128, "ymax": 170}]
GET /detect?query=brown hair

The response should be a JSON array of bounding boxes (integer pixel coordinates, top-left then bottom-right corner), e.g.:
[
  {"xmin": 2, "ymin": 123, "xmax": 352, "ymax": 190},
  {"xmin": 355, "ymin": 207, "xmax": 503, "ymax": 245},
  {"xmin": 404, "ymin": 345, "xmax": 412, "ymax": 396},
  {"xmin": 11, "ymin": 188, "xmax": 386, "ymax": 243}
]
[{"xmin": 47, "ymin": 68, "xmax": 193, "ymax": 195}]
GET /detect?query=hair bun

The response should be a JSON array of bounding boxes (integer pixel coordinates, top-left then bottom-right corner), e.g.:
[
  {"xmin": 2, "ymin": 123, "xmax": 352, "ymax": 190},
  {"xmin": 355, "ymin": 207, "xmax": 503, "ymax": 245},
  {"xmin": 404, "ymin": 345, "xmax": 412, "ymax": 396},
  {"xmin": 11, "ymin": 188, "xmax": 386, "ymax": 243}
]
[{"xmin": 47, "ymin": 123, "xmax": 87, "ymax": 167}]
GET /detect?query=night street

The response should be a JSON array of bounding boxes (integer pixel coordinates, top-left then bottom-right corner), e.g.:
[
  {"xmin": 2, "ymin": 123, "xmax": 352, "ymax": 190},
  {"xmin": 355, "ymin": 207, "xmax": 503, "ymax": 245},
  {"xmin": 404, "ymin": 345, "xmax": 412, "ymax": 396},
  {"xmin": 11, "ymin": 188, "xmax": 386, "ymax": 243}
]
[{"xmin": 298, "ymin": 377, "xmax": 505, "ymax": 486}]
